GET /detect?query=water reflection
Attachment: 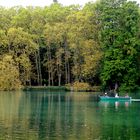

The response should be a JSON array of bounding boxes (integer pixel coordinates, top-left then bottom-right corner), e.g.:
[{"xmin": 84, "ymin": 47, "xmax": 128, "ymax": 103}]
[
  {"xmin": 0, "ymin": 91, "xmax": 100, "ymax": 140},
  {"xmin": 0, "ymin": 91, "xmax": 140, "ymax": 140},
  {"xmin": 99, "ymin": 100, "xmax": 131, "ymax": 110},
  {"xmin": 98, "ymin": 100, "xmax": 140, "ymax": 139}
]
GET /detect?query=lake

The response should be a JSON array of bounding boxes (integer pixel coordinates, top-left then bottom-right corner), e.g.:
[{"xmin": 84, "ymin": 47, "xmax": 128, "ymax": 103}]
[{"xmin": 0, "ymin": 91, "xmax": 140, "ymax": 140}]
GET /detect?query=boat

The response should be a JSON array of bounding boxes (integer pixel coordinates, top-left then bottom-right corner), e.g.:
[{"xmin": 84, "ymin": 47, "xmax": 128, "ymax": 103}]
[{"xmin": 99, "ymin": 96, "xmax": 131, "ymax": 101}]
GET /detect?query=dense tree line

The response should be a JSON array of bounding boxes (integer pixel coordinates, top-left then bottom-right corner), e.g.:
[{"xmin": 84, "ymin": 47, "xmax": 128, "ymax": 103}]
[{"xmin": 0, "ymin": 0, "xmax": 140, "ymax": 91}]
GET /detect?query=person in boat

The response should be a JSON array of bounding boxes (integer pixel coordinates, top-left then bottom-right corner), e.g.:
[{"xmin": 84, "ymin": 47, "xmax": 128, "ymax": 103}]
[
  {"xmin": 114, "ymin": 82, "xmax": 119, "ymax": 97},
  {"xmin": 125, "ymin": 93, "xmax": 129, "ymax": 98},
  {"xmin": 115, "ymin": 93, "xmax": 119, "ymax": 98},
  {"xmin": 104, "ymin": 92, "xmax": 109, "ymax": 97},
  {"xmin": 114, "ymin": 82, "xmax": 118, "ymax": 92}
]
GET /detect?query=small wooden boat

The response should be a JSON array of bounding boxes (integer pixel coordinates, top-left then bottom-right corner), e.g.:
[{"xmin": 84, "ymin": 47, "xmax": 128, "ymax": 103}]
[{"xmin": 99, "ymin": 96, "xmax": 131, "ymax": 101}]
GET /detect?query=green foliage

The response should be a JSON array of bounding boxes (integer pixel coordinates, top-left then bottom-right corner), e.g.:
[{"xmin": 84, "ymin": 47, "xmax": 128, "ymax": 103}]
[
  {"xmin": 0, "ymin": 30, "xmax": 8, "ymax": 55},
  {"xmin": 81, "ymin": 40, "xmax": 102, "ymax": 80},
  {"xmin": 90, "ymin": 86, "xmax": 101, "ymax": 92},
  {"xmin": 98, "ymin": 0, "xmax": 140, "ymax": 91},
  {"xmin": 7, "ymin": 27, "xmax": 37, "ymax": 85},
  {"xmin": 0, "ymin": 55, "xmax": 21, "ymax": 90},
  {"xmin": 7, "ymin": 27, "xmax": 37, "ymax": 54},
  {"xmin": 0, "ymin": 1, "xmax": 140, "ymax": 91},
  {"xmin": 72, "ymin": 81, "xmax": 91, "ymax": 91}
]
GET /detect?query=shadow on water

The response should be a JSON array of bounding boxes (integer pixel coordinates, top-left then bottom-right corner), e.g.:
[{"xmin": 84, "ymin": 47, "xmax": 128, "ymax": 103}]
[
  {"xmin": 0, "ymin": 91, "xmax": 140, "ymax": 140},
  {"xmin": 129, "ymin": 89, "xmax": 140, "ymax": 99},
  {"xmin": 97, "ymin": 100, "xmax": 140, "ymax": 140}
]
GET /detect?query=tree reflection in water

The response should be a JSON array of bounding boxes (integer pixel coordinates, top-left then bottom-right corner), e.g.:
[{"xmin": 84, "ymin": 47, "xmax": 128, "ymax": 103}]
[{"xmin": 0, "ymin": 91, "xmax": 139, "ymax": 140}]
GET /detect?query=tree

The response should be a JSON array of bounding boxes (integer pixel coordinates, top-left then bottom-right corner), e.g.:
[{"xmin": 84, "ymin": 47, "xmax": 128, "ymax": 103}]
[
  {"xmin": 98, "ymin": 0, "xmax": 140, "ymax": 91},
  {"xmin": 67, "ymin": 4, "xmax": 102, "ymax": 84},
  {"xmin": 43, "ymin": 4, "xmax": 73, "ymax": 86},
  {"xmin": 0, "ymin": 30, "xmax": 8, "ymax": 55},
  {"xmin": 30, "ymin": 7, "xmax": 46, "ymax": 86},
  {"xmin": 0, "ymin": 55, "xmax": 21, "ymax": 90},
  {"xmin": 7, "ymin": 27, "xmax": 37, "ymax": 85}
]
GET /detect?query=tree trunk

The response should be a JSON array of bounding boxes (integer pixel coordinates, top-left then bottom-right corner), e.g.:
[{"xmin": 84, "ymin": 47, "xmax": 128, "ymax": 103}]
[
  {"xmin": 35, "ymin": 51, "xmax": 40, "ymax": 85},
  {"xmin": 51, "ymin": 72, "xmax": 54, "ymax": 86},
  {"xmin": 64, "ymin": 39, "xmax": 68, "ymax": 84},
  {"xmin": 48, "ymin": 71, "xmax": 51, "ymax": 86},
  {"xmin": 68, "ymin": 61, "xmax": 70, "ymax": 83},
  {"xmin": 37, "ymin": 49, "xmax": 42, "ymax": 86},
  {"xmin": 47, "ymin": 46, "xmax": 51, "ymax": 86},
  {"xmin": 35, "ymin": 49, "xmax": 42, "ymax": 86},
  {"xmin": 58, "ymin": 74, "xmax": 61, "ymax": 86},
  {"xmin": 57, "ymin": 64, "xmax": 61, "ymax": 86},
  {"xmin": 65, "ymin": 61, "xmax": 68, "ymax": 84}
]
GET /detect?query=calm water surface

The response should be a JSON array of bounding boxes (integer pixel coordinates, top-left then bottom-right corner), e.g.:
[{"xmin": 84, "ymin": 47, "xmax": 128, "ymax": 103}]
[{"xmin": 0, "ymin": 91, "xmax": 140, "ymax": 140}]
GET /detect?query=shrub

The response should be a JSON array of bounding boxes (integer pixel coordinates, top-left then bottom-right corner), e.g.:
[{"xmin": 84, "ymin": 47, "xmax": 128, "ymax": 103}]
[
  {"xmin": 91, "ymin": 86, "xmax": 101, "ymax": 92},
  {"xmin": 71, "ymin": 81, "xmax": 91, "ymax": 91}
]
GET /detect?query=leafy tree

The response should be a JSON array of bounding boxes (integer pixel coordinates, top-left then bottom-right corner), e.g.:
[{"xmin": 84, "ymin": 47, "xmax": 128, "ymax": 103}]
[
  {"xmin": 98, "ymin": 0, "xmax": 140, "ymax": 91},
  {"xmin": 7, "ymin": 27, "xmax": 37, "ymax": 85},
  {"xmin": 1, "ymin": 1, "xmax": 139, "ymax": 91},
  {"xmin": 0, "ymin": 55, "xmax": 21, "ymax": 90},
  {"xmin": 30, "ymin": 7, "xmax": 46, "ymax": 86},
  {"xmin": 67, "ymin": 4, "xmax": 101, "ymax": 84},
  {"xmin": 11, "ymin": 7, "xmax": 33, "ymax": 31},
  {"xmin": 43, "ymin": 4, "xmax": 74, "ymax": 86},
  {"xmin": 0, "ymin": 30, "xmax": 8, "ymax": 55},
  {"xmin": 0, "ymin": 7, "xmax": 14, "ymax": 30}
]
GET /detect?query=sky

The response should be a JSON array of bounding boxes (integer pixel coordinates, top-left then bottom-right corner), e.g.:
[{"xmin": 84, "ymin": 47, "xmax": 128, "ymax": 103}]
[
  {"xmin": 0, "ymin": 0, "xmax": 94, "ymax": 7},
  {"xmin": 0, "ymin": 0, "xmax": 139, "ymax": 7}
]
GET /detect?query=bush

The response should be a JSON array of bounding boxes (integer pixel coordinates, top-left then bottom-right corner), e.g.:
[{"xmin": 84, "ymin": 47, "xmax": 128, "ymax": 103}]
[
  {"xmin": 90, "ymin": 86, "xmax": 101, "ymax": 92},
  {"xmin": 71, "ymin": 81, "xmax": 91, "ymax": 91}
]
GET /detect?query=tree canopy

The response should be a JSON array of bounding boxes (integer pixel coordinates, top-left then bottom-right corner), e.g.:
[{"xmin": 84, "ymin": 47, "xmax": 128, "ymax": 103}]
[{"xmin": 0, "ymin": 0, "xmax": 140, "ymax": 92}]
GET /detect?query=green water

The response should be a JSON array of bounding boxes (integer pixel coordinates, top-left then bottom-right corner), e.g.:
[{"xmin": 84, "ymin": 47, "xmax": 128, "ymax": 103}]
[{"xmin": 0, "ymin": 91, "xmax": 140, "ymax": 140}]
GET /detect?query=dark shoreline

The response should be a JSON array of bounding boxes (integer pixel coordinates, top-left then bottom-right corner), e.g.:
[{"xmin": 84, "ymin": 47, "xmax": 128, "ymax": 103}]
[{"xmin": 23, "ymin": 86, "xmax": 101, "ymax": 92}]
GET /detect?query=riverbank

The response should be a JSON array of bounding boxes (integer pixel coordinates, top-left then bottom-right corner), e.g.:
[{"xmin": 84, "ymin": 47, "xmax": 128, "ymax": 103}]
[
  {"xmin": 23, "ymin": 86, "xmax": 66, "ymax": 91},
  {"xmin": 23, "ymin": 86, "xmax": 101, "ymax": 92}
]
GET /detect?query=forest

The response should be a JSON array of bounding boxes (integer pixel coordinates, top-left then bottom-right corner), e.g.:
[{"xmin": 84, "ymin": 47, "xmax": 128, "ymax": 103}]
[{"xmin": 0, "ymin": 0, "xmax": 140, "ymax": 92}]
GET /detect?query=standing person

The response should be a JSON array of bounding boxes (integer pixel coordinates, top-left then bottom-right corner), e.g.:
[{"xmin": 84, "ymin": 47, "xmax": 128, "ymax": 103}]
[
  {"xmin": 125, "ymin": 93, "xmax": 129, "ymax": 97},
  {"xmin": 115, "ymin": 93, "xmax": 119, "ymax": 98},
  {"xmin": 114, "ymin": 82, "xmax": 118, "ymax": 92}
]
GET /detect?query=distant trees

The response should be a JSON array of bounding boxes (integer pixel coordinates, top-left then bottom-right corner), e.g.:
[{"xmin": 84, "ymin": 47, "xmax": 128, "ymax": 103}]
[{"xmin": 0, "ymin": 0, "xmax": 140, "ymax": 91}]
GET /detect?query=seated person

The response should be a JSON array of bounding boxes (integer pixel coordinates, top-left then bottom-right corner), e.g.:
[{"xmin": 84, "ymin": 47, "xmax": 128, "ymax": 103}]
[
  {"xmin": 125, "ymin": 93, "xmax": 129, "ymax": 97},
  {"xmin": 104, "ymin": 92, "xmax": 109, "ymax": 97},
  {"xmin": 115, "ymin": 93, "xmax": 119, "ymax": 98}
]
